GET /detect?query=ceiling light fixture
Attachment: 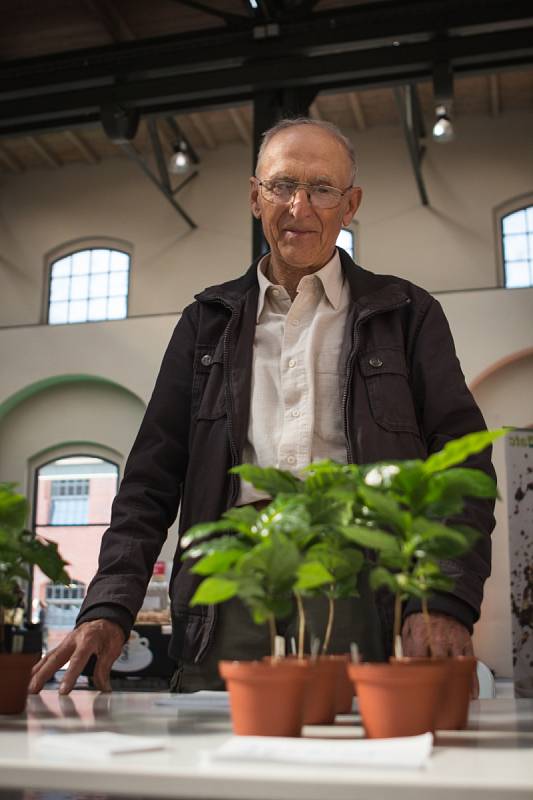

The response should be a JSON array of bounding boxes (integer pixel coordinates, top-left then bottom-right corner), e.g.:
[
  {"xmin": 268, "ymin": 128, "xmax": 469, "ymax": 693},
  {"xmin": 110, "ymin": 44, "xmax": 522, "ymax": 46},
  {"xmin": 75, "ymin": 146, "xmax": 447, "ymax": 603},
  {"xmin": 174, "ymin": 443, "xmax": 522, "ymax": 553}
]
[
  {"xmin": 168, "ymin": 142, "xmax": 191, "ymax": 174},
  {"xmin": 432, "ymin": 104, "xmax": 455, "ymax": 143}
]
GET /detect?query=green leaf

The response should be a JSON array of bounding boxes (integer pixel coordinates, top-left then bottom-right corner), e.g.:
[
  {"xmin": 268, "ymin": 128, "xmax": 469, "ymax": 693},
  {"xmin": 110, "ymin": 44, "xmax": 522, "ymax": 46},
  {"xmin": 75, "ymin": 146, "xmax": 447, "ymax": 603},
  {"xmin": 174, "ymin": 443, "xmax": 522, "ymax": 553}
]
[
  {"xmin": 411, "ymin": 518, "xmax": 471, "ymax": 558},
  {"xmin": 423, "ymin": 429, "xmax": 508, "ymax": 474},
  {"xmin": 0, "ymin": 483, "xmax": 28, "ymax": 533},
  {"xmin": 357, "ymin": 485, "xmax": 405, "ymax": 534},
  {"xmin": 231, "ymin": 465, "xmax": 302, "ymax": 495},
  {"xmin": 190, "ymin": 548, "xmax": 246, "ymax": 576},
  {"xmin": 369, "ymin": 566, "xmax": 398, "ymax": 593},
  {"xmin": 190, "ymin": 576, "xmax": 238, "ymax": 606},
  {"xmin": 180, "ymin": 520, "xmax": 236, "ymax": 550},
  {"xmin": 294, "ymin": 560, "xmax": 333, "ymax": 591},
  {"xmin": 341, "ymin": 524, "xmax": 400, "ymax": 553}
]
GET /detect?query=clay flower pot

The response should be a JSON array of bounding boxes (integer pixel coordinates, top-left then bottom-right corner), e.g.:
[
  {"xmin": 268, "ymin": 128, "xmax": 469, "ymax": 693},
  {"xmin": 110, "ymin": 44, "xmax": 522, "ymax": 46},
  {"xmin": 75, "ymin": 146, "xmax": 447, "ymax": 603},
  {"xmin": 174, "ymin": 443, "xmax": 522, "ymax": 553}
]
[
  {"xmin": 347, "ymin": 660, "xmax": 449, "ymax": 738},
  {"xmin": 435, "ymin": 656, "xmax": 477, "ymax": 730},
  {"xmin": 0, "ymin": 652, "xmax": 41, "ymax": 715},
  {"xmin": 302, "ymin": 656, "xmax": 342, "ymax": 725},
  {"xmin": 219, "ymin": 658, "xmax": 312, "ymax": 737},
  {"xmin": 326, "ymin": 654, "xmax": 354, "ymax": 715}
]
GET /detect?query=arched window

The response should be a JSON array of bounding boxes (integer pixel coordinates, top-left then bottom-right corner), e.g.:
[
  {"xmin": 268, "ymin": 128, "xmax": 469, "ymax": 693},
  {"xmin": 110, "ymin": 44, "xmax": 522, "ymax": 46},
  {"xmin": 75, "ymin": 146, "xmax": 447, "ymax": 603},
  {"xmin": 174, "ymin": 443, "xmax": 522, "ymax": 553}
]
[
  {"xmin": 47, "ymin": 246, "xmax": 131, "ymax": 324},
  {"xmin": 497, "ymin": 199, "xmax": 533, "ymax": 288},
  {"xmin": 337, "ymin": 227, "xmax": 355, "ymax": 259},
  {"xmin": 32, "ymin": 455, "xmax": 119, "ymax": 650}
]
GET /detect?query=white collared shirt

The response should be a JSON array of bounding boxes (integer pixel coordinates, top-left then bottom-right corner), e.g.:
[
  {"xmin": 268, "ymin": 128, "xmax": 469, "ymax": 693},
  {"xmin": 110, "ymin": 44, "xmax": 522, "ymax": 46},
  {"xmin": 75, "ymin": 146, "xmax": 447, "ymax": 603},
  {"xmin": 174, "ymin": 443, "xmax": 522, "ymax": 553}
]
[{"xmin": 237, "ymin": 248, "xmax": 351, "ymax": 505}]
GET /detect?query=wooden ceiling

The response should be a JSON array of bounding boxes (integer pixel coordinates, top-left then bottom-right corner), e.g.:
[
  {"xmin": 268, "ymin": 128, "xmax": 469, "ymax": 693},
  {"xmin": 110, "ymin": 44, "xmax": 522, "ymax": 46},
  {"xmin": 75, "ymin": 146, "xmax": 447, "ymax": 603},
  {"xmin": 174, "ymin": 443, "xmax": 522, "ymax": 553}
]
[{"xmin": 0, "ymin": 1, "xmax": 531, "ymax": 175}]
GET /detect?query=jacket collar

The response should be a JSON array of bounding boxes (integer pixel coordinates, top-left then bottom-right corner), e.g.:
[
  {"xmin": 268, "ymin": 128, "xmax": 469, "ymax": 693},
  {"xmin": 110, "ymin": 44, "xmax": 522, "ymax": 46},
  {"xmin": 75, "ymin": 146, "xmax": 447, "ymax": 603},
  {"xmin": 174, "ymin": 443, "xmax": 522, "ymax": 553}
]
[{"xmin": 195, "ymin": 248, "xmax": 409, "ymax": 313}]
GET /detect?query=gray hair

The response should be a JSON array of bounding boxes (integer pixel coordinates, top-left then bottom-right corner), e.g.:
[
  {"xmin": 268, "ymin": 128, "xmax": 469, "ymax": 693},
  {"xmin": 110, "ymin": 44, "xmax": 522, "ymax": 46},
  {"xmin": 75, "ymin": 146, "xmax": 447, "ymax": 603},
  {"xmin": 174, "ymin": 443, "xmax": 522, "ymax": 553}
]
[{"xmin": 256, "ymin": 116, "xmax": 357, "ymax": 183}]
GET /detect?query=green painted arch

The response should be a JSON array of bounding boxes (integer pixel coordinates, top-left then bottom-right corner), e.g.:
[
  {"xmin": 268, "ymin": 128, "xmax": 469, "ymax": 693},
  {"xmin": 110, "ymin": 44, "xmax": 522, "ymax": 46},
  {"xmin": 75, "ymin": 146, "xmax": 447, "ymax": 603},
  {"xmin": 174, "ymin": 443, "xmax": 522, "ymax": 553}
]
[
  {"xmin": 30, "ymin": 440, "xmax": 124, "ymax": 465},
  {"xmin": 0, "ymin": 374, "xmax": 146, "ymax": 423}
]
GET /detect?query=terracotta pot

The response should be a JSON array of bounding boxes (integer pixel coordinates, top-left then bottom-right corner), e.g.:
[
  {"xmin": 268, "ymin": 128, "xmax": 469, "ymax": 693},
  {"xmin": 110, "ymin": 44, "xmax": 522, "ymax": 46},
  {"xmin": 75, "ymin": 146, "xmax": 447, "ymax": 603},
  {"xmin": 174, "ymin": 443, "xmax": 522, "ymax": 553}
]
[
  {"xmin": 347, "ymin": 660, "xmax": 449, "ymax": 738},
  {"xmin": 0, "ymin": 652, "xmax": 40, "ymax": 715},
  {"xmin": 302, "ymin": 656, "xmax": 341, "ymax": 725},
  {"xmin": 435, "ymin": 656, "xmax": 477, "ymax": 730},
  {"xmin": 326, "ymin": 654, "xmax": 354, "ymax": 715},
  {"xmin": 219, "ymin": 659, "xmax": 312, "ymax": 737}
]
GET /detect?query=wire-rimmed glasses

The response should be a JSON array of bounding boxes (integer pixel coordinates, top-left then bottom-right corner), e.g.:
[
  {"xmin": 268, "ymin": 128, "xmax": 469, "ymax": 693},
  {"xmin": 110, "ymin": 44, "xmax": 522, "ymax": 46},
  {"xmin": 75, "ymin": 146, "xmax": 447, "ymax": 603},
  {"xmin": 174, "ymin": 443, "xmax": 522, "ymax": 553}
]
[{"xmin": 255, "ymin": 178, "xmax": 353, "ymax": 209}]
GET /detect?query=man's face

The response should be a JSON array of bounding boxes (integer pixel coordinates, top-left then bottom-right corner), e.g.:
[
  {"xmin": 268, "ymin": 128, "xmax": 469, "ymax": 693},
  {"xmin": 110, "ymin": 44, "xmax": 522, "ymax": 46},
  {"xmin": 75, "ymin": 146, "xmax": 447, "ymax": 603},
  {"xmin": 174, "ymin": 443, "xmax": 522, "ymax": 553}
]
[{"xmin": 250, "ymin": 125, "xmax": 362, "ymax": 272}]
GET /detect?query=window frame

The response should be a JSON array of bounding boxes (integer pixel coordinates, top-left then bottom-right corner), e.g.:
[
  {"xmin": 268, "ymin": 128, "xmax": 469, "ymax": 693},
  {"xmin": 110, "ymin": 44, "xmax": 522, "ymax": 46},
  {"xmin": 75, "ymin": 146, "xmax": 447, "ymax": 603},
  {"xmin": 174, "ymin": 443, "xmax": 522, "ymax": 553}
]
[
  {"xmin": 43, "ymin": 237, "xmax": 133, "ymax": 325},
  {"xmin": 494, "ymin": 193, "xmax": 533, "ymax": 289}
]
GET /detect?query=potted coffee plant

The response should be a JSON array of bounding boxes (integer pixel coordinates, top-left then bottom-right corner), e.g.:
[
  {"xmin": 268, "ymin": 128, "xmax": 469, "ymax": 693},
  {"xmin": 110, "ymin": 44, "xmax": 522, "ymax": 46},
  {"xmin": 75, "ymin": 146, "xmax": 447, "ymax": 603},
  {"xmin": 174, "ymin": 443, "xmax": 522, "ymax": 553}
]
[
  {"xmin": 0, "ymin": 482, "xmax": 70, "ymax": 714},
  {"xmin": 342, "ymin": 428, "xmax": 507, "ymax": 738},
  {"xmin": 181, "ymin": 493, "xmax": 334, "ymax": 736}
]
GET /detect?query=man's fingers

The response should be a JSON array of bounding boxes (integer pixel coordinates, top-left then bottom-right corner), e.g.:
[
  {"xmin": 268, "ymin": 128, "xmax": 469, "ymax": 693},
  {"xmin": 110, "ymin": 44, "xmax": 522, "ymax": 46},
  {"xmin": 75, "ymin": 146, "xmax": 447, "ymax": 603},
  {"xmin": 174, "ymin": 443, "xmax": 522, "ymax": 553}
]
[{"xmin": 28, "ymin": 641, "xmax": 76, "ymax": 694}]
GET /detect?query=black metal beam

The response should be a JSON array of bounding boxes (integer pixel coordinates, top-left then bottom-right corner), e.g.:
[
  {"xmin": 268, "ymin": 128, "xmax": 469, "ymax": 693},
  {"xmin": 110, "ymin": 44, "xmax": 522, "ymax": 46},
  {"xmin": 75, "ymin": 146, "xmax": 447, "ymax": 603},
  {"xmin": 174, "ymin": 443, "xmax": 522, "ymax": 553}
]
[
  {"xmin": 0, "ymin": 23, "xmax": 531, "ymax": 139},
  {"xmin": 394, "ymin": 85, "xmax": 428, "ymax": 206}
]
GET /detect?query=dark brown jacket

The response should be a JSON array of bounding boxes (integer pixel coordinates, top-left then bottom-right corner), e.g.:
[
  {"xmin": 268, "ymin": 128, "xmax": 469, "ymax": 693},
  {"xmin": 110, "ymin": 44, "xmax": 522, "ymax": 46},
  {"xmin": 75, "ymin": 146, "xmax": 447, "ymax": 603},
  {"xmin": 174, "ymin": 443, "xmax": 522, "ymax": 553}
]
[{"xmin": 77, "ymin": 250, "xmax": 496, "ymax": 661}]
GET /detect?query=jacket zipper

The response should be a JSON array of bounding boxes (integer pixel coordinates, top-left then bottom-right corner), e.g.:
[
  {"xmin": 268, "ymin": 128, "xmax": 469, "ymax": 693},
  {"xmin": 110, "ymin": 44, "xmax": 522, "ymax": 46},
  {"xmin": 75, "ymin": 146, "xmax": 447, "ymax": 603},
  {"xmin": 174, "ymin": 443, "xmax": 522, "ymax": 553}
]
[
  {"xmin": 204, "ymin": 296, "xmax": 240, "ymax": 506},
  {"xmin": 342, "ymin": 297, "xmax": 411, "ymax": 464}
]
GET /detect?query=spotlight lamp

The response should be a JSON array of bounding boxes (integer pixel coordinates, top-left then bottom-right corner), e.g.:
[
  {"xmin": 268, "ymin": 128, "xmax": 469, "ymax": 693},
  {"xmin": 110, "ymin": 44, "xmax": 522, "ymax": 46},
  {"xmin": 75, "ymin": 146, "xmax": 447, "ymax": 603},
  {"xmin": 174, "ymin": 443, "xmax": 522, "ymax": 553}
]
[
  {"xmin": 169, "ymin": 141, "xmax": 191, "ymax": 174},
  {"xmin": 432, "ymin": 104, "xmax": 455, "ymax": 143}
]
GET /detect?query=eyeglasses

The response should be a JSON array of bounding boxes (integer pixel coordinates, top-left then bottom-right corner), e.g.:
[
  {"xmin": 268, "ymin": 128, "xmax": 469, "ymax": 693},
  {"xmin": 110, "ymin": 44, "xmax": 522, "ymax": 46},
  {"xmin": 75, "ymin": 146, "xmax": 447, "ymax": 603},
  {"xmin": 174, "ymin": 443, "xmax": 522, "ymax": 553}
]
[{"xmin": 256, "ymin": 178, "xmax": 353, "ymax": 209}]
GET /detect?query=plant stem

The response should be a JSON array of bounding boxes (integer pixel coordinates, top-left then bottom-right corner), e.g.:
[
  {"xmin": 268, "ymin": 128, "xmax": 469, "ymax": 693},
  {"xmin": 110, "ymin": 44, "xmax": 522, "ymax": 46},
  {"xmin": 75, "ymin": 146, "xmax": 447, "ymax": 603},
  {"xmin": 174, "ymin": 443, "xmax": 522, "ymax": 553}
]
[
  {"xmin": 421, "ymin": 596, "xmax": 435, "ymax": 658},
  {"xmin": 267, "ymin": 614, "xmax": 277, "ymax": 658},
  {"xmin": 393, "ymin": 592, "xmax": 402, "ymax": 657},
  {"xmin": 322, "ymin": 594, "xmax": 335, "ymax": 655},
  {"xmin": 295, "ymin": 592, "xmax": 306, "ymax": 659}
]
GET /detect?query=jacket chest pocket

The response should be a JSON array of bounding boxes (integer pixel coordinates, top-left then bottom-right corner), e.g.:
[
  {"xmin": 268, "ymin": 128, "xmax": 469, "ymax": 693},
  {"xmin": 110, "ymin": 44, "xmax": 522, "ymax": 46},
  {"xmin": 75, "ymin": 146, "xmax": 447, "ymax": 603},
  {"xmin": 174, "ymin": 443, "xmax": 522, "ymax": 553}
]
[
  {"xmin": 359, "ymin": 347, "xmax": 420, "ymax": 435},
  {"xmin": 193, "ymin": 344, "xmax": 226, "ymax": 420}
]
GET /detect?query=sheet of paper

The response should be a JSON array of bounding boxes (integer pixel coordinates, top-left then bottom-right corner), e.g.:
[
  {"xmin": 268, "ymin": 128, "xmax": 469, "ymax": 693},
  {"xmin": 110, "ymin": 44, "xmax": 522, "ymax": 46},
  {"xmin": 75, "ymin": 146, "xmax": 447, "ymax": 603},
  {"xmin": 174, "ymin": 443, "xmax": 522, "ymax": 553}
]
[
  {"xmin": 210, "ymin": 732, "xmax": 433, "ymax": 769},
  {"xmin": 34, "ymin": 732, "xmax": 168, "ymax": 758}
]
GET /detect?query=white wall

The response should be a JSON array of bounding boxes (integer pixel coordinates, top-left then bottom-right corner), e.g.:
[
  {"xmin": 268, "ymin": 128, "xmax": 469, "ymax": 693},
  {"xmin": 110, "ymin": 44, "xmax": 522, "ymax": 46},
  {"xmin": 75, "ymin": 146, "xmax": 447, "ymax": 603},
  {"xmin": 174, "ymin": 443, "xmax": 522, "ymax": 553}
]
[{"xmin": 1, "ymin": 110, "xmax": 532, "ymax": 673}]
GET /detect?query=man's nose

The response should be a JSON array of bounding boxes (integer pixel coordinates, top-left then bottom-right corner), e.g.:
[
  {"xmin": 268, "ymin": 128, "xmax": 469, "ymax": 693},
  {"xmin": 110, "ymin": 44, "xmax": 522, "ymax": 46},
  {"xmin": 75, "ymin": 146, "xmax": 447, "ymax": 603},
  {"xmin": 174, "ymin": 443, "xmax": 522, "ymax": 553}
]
[{"xmin": 289, "ymin": 187, "xmax": 313, "ymax": 212}]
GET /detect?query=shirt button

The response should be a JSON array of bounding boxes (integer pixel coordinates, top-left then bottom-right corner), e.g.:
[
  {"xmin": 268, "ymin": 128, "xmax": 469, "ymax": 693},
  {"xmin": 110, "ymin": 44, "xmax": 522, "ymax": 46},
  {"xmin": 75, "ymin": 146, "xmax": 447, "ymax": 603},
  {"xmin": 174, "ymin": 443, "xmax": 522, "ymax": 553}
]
[
  {"xmin": 200, "ymin": 354, "xmax": 213, "ymax": 367},
  {"xmin": 291, "ymin": 409, "xmax": 300, "ymax": 417},
  {"xmin": 286, "ymin": 455, "xmax": 296, "ymax": 465},
  {"xmin": 291, "ymin": 319, "xmax": 300, "ymax": 327},
  {"xmin": 288, "ymin": 359, "xmax": 296, "ymax": 368},
  {"xmin": 272, "ymin": 288, "xmax": 280, "ymax": 296}
]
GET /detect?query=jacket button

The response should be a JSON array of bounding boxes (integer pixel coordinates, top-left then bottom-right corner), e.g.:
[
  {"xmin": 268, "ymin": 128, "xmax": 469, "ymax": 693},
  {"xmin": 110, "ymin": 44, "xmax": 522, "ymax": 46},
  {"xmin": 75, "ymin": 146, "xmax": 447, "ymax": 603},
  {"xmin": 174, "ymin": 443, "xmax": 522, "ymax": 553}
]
[
  {"xmin": 201, "ymin": 354, "xmax": 213, "ymax": 367},
  {"xmin": 369, "ymin": 357, "xmax": 383, "ymax": 368}
]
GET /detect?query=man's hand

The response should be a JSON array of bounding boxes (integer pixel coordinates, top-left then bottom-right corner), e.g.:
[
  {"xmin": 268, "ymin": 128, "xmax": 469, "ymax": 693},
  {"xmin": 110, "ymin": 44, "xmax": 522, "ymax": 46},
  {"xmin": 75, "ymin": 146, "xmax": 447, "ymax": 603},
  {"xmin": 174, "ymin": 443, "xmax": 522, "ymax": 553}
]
[
  {"xmin": 401, "ymin": 611, "xmax": 479, "ymax": 698},
  {"xmin": 28, "ymin": 619, "xmax": 126, "ymax": 695}
]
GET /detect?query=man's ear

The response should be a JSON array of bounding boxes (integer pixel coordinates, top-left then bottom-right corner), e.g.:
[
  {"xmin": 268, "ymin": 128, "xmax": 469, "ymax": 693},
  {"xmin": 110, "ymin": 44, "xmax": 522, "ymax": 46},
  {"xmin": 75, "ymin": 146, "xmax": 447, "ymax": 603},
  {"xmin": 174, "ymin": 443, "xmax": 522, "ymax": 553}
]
[
  {"xmin": 250, "ymin": 177, "xmax": 261, "ymax": 218},
  {"xmin": 342, "ymin": 186, "xmax": 362, "ymax": 226}
]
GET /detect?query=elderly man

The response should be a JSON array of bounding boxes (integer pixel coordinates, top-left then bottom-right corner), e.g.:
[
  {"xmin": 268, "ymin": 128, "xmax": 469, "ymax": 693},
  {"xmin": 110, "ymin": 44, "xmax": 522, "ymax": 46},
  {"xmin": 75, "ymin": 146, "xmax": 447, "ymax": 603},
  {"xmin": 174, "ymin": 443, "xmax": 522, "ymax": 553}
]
[{"xmin": 30, "ymin": 118, "xmax": 495, "ymax": 695}]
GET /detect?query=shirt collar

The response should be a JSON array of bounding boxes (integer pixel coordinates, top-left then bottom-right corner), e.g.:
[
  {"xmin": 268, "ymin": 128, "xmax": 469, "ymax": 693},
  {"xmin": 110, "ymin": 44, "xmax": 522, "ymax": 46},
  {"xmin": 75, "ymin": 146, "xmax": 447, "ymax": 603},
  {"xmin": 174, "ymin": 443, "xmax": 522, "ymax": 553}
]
[{"xmin": 256, "ymin": 248, "xmax": 344, "ymax": 321}]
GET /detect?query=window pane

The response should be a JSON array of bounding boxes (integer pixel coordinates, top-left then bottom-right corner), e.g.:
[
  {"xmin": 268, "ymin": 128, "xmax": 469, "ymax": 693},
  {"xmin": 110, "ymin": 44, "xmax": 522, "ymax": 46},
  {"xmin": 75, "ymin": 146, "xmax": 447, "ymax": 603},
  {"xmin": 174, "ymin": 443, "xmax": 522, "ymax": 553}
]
[
  {"xmin": 48, "ymin": 302, "xmax": 69, "ymax": 324},
  {"xmin": 50, "ymin": 276, "xmax": 70, "ymax": 302},
  {"xmin": 503, "ymin": 234, "xmax": 528, "ymax": 262},
  {"xmin": 505, "ymin": 261, "xmax": 530, "ymax": 288},
  {"xmin": 337, "ymin": 228, "xmax": 354, "ymax": 259},
  {"xmin": 70, "ymin": 274, "xmax": 89, "ymax": 300},
  {"xmin": 107, "ymin": 296, "xmax": 127, "ymax": 319},
  {"xmin": 71, "ymin": 250, "xmax": 91, "ymax": 276},
  {"xmin": 51, "ymin": 257, "xmax": 71, "ymax": 279},
  {"xmin": 108, "ymin": 271, "xmax": 128, "ymax": 296},
  {"xmin": 502, "ymin": 210, "xmax": 527, "ymax": 235},
  {"xmin": 91, "ymin": 249, "xmax": 110, "ymax": 273},
  {"xmin": 110, "ymin": 251, "xmax": 129, "ymax": 272},
  {"xmin": 89, "ymin": 272, "xmax": 108, "ymax": 297},
  {"xmin": 88, "ymin": 297, "xmax": 108, "ymax": 321},
  {"xmin": 68, "ymin": 300, "xmax": 88, "ymax": 323}
]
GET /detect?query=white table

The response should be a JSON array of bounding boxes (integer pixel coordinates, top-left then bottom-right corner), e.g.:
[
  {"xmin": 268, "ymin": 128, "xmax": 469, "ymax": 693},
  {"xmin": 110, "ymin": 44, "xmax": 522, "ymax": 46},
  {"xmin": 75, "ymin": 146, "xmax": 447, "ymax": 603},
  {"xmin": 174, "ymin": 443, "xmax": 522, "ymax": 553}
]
[{"xmin": 0, "ymin": 691, "xmax": 532, "ymax": 800}]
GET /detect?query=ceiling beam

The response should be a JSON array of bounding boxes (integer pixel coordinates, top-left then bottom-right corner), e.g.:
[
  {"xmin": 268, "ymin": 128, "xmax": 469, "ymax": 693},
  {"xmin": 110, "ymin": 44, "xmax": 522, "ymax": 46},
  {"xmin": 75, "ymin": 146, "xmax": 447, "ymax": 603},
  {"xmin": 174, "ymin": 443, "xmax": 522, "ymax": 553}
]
[
  {"xmin": 0, "ymin": 143, "xmax": 24, "ymax": 173},
  {"xmin": 229, "ymin": 107, "xmax": 251, "ymax": 144},
  {"xmin": 394, "ymin": 84, "xmax": 428, "ymax": 206},
  {"xmin": 64, "ymin": 130, "xmax": 100, "ymax": 163},
  {"xmin": 0, "ymin": 4, "xmax": 531, "ymax": 137},
  {"xmin": 347, "ymin": 91, "xmax": 366, "ymax": 131},
  {"xmin": 27, "ymin": 136, "xmax": 62, "ymax": 168},
  {"xmin": 489, "ymin": 73, "xmax": 501, "ymax": 115},
  {"xmin": 83, "ymin": 0, "xmax": 136, "ymax": 42},
  {"xmin": 189, "ymin": 112, "xmax": 216, "ymax": 149}
]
